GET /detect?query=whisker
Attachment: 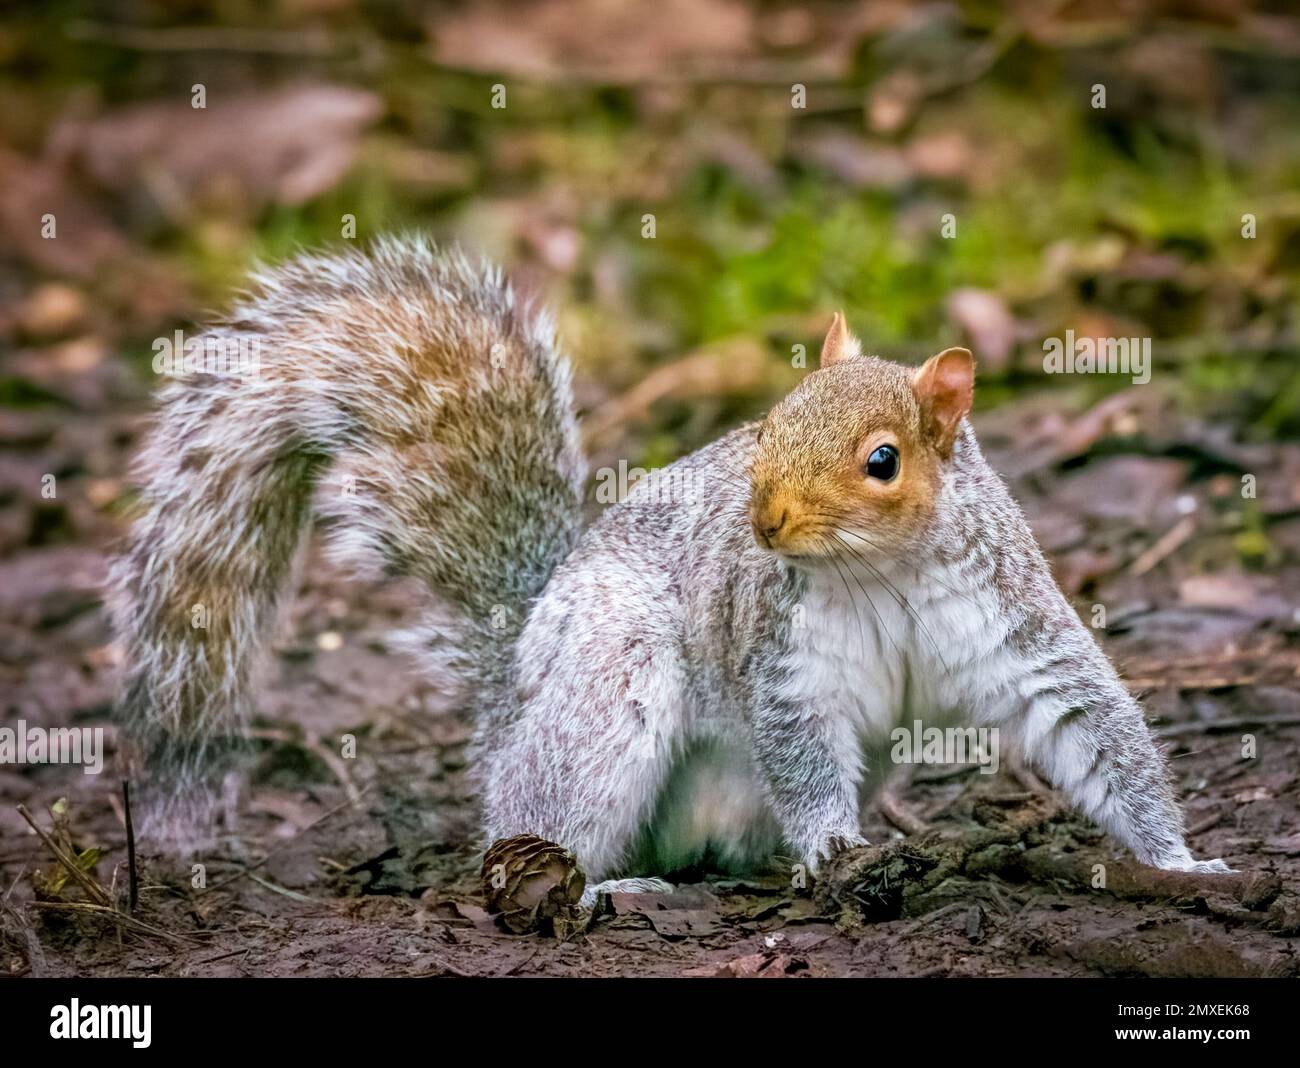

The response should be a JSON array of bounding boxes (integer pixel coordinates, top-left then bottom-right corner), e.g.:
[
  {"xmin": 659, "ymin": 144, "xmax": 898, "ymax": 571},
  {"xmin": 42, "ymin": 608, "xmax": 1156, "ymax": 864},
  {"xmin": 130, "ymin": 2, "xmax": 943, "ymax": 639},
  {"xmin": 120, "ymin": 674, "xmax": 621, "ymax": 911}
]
[
  {"xmin": 690, "ymin": 505, "xmax": 752, "ymax": 546},
  {"xmin": 827, "ymin": 555, "xmax": 871, "ymax": 658},
  {"xmin": 831, "ymin": 530, "xmax": 952, "ymax": 676},
  {"xmin": 823, "ymin": 536, "xmax": 902, "ymax": 660},
  {"xmin": 832, "ymin": 524, "xmax": 985, "ymax": 611},
  {"xmin": 794, "ymin": 511, "xmax": 984, "ymax": 611}
]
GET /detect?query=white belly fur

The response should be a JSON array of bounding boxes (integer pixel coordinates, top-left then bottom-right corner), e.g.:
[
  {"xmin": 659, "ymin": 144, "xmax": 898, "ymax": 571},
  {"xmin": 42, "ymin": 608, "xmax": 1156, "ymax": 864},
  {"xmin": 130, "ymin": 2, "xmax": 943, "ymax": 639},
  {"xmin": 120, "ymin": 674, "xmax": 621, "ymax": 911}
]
[{"xmin": 642, "ymin": 563, "xmax": 1000, "ymax": 873}]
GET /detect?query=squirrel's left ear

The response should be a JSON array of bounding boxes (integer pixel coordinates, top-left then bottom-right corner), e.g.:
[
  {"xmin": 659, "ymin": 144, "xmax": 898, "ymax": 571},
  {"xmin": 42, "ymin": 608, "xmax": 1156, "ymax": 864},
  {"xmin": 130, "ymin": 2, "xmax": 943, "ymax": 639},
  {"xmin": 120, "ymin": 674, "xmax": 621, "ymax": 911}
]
[
  {"xmin": 912, "ymin": 347, "xmax": 974, "ymax": 455},
  {"xmin": 820, "ymin": 311, "xmax": 861, "ymax": 367}
]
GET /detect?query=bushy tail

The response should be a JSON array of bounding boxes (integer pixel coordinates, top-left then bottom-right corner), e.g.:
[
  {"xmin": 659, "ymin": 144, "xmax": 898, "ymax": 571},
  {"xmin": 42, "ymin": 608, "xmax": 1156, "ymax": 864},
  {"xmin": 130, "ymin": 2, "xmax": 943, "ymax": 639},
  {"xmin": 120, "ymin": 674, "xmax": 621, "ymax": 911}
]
[{"xmin": 109, "ymin": 236, "xmax": 585, "ymax": 847}]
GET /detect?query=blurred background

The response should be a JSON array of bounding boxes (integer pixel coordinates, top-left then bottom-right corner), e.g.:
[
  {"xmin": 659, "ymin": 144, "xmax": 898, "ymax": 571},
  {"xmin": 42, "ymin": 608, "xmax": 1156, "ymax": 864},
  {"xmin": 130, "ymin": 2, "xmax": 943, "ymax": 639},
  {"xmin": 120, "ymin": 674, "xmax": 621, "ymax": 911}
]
[
  {"xmin": 3, "ymin": 1, "xmax": 1299, "ymax": 472},
  {"xmin": 3, "ymin": 0, "xmax": 1300, "ymax": 978}
]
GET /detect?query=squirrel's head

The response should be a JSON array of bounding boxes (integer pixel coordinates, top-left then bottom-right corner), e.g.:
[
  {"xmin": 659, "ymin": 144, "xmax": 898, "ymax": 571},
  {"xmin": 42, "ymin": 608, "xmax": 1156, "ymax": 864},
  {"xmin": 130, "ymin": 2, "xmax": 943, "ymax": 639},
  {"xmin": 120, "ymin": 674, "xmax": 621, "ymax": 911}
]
[{"xmin": 749, "ymin": 312, "xmax": 974, "ymax": 563}]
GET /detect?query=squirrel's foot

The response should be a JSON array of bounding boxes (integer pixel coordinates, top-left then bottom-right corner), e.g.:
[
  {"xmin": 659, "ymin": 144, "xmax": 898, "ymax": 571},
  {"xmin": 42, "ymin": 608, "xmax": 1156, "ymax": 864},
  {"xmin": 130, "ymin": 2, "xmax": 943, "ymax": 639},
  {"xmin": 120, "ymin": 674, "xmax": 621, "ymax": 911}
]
[
  {"xmin": 122, "ymin": 734, "xmax": 250, "ymax": 856},
  {"xmin": 579, "ymin": 877, "xmax": 674, "ymax": 909},
  {"xmin": 1147, "ymin": 844, "xmax": 1237, "ymax": 875},
  {"xmin": 133, "ymin": 781, "xmax": 221, "ymax": 856},
  {"xmin": 1160, "ymin": 856, "xmax": 1237, "ymax": 875},
  {"xmin": 807, "ymin": 831, "xmax": 869, "ymax": 872}
]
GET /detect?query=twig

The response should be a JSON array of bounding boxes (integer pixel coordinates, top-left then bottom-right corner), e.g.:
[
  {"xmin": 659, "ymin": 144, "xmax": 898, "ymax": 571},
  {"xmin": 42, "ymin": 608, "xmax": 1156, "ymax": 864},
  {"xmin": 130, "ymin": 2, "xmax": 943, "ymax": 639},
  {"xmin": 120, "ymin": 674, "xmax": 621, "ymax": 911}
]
[
  {"xmin": 1016, "ymin": 848, "xmax": 1279, "ymax": 910},
  {"xmin": 193, "ymin": 947, "xmax": 251, "ymax": 966},
  {"xmin": 4, "ymin": 865, "xmax": 26, "ymax": 902},
  {"xmin": 582, "ymin": 341, "xmax": 769, "ymax": 451},
  {"xmin": 1128, "ymin": 515, "xmax": 1197, "ymax": 576},
  {"xmin": 1005, "ymin": 755, "xmax": 1057, "ymax": 806},
  {"xmin": 499, "ymin": 947, "xmax": 542, "ymax": 977},
  {"xmin": 122, "ymin": 780, "xmax": 138, "ymax": 913},
  {"xmin": 245, "ymin": 872, "xmax": 320, "ymax": 903},
  {"xmin": 412, "ymin": 955, "xmax": 478, "ymax": 978},
  {"xmin": 1157, "ymin": 714, "xmax": 1300, "ymax": 739},
  {"xmin": 876, "ymin": 765, "xmax": 929, "ymax": 836},
  {"xmin": 1125, "ymin": 649, "xmax": 1300, "ymax": 693},
  {"xmin": 898, "ymin": 901, "xmax": 966, "ymax": 936},
  {"xmin": 15, "ymin": 804, "xmax": 111, "ymax": 908}
]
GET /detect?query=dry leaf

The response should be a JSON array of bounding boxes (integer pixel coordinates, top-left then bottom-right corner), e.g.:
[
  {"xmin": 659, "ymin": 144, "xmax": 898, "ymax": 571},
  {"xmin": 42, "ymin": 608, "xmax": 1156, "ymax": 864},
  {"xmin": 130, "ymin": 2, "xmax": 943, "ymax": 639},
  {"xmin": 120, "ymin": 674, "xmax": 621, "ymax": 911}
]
[{"xmin": 53, "ymin": 85, "xmax": 382, "ymax": 220}]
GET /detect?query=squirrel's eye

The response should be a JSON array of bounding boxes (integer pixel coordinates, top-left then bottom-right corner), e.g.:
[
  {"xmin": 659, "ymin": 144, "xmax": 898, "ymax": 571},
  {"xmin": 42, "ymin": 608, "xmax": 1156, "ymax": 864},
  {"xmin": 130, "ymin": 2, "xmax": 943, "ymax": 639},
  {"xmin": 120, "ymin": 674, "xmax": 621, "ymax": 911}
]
[{"xmin": 865, "ymin": 444, "xmax": 900, "ymax": 482}]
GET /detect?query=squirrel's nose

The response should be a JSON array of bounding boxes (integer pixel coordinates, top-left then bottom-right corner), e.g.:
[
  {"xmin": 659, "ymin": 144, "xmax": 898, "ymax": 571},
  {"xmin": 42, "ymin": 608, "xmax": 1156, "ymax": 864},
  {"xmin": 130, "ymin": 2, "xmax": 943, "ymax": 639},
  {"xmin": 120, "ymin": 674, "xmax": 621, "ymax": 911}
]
[{"xmin": 753, "ymin": 509, "xmax": 787, "ymax": 546}]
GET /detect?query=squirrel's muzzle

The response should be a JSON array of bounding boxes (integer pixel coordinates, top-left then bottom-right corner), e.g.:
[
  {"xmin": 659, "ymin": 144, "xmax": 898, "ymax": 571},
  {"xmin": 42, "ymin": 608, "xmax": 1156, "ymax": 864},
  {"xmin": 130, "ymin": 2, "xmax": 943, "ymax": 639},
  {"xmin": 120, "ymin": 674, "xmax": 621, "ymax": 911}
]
[
  {"xmin": 752, "ymin": 508, "xmax": 787, "ymax": 548},
  {"xmin": 750, "ymin": 490, "xmax": 796, "ymax": 550}
]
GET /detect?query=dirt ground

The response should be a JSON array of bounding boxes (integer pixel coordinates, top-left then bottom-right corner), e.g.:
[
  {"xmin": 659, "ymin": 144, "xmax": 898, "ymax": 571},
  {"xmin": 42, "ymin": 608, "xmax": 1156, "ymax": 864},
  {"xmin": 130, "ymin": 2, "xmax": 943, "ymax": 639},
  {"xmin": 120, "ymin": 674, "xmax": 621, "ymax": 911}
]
[{"xmin": 2, "ymin": 358, "xmax": 1299, "ymax": 979}]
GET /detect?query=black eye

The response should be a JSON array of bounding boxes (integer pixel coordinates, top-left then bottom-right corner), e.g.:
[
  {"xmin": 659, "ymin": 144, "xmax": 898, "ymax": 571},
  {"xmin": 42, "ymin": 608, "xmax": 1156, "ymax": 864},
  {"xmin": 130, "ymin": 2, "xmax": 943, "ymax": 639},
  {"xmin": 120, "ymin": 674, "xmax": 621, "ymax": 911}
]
[{"xmin": 865, "ymin": 444, "xmax": 899, "ymax": 482}]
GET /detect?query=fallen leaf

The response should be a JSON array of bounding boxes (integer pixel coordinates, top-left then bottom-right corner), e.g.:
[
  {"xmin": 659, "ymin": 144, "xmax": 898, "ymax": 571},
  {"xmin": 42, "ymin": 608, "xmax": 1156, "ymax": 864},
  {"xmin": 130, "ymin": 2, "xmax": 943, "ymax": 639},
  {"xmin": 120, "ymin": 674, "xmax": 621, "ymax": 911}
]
[
  {"xmin": 945, "ymin": 288, "xmax": 1019, "ymax": 374},
  {"xmin": 645, "ymin": 909, "xmax": 722, "ymax": 939},
  {"xmin": 54, "ymin": 86, "xmax": 383, "ymax": 220}
]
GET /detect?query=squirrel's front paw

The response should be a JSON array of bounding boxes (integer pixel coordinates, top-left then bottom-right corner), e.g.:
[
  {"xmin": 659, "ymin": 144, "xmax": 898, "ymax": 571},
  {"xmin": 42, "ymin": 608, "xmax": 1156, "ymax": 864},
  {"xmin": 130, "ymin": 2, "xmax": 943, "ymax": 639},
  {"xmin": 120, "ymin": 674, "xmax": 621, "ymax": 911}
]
[
  {"xmin": 1156, "ymin": 853, "xmax": 1237, "ymax": 875},
  {"xmin": 1180, "ymin": 858, "xmax": 1236, "ymax": 875},
  {"xmin": 807, "ymin": 831, "xmax": 869, "ymax": 871}
]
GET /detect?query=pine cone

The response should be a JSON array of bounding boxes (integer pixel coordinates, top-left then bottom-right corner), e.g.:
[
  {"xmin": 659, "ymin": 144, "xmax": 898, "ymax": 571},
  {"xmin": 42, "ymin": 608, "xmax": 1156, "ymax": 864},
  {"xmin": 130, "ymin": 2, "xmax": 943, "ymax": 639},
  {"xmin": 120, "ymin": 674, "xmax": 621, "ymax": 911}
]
[{"xmin": 480, "ymin": 835, "xmax": 586, "ymax": 934}]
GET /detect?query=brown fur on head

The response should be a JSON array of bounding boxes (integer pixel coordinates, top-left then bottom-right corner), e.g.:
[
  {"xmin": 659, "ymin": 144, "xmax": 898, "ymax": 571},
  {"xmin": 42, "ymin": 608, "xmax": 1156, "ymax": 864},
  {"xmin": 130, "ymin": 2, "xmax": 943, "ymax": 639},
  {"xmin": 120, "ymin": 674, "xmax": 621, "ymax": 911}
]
[{"xmin": 749, "ymin": 314, "xmax": 974, "ymax": 562}]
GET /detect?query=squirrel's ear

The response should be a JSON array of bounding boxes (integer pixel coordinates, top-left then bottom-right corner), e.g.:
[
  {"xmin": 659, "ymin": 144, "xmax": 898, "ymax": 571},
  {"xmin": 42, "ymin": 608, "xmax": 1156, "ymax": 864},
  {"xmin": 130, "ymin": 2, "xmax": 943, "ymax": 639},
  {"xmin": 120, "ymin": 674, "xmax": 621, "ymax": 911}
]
[
  {"xmin": 820, "ymin": 311, "xmax": 860, "ymax": 368},
  {"xmin": 912, "ymin": 347, "xmax": 974, "ymax": 454}
]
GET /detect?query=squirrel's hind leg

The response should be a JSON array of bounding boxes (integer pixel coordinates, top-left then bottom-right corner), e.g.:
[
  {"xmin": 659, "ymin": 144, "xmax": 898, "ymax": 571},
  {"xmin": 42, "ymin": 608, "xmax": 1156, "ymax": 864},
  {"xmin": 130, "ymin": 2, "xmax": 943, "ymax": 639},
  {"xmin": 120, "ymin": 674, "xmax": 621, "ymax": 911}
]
[{"xmin": 480, "ymin": 579, "xmax": 691, "ymax": 884}]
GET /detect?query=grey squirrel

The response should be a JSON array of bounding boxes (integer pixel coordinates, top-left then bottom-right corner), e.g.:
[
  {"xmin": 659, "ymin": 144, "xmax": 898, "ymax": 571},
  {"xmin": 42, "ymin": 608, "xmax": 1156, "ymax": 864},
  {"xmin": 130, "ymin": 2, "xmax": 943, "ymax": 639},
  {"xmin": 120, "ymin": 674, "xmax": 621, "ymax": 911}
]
[{"xmin": 110, "ymin": 235, "xmax": 1231, "ymax": 902}]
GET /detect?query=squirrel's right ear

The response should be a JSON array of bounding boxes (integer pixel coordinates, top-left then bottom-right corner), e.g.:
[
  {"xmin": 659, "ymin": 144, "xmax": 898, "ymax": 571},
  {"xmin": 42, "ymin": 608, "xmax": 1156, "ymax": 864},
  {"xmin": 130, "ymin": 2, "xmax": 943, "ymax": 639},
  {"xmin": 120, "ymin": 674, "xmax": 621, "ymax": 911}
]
[
  {"xmin": 912, "ymin": 347, "xmax": 974, "ymax": 455},
  {"xmin": 820, "ymin": 311, "xmax": 861, "ymax": 368}
]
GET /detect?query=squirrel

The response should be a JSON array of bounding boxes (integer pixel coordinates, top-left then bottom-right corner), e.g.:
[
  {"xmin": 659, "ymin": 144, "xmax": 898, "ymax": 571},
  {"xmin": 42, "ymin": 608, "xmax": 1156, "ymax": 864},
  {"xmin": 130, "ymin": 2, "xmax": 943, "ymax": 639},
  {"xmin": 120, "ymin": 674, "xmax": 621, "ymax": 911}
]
[{"xmin": 110, "ymin": 235, "xmax": 1231, "ymax": 904}]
